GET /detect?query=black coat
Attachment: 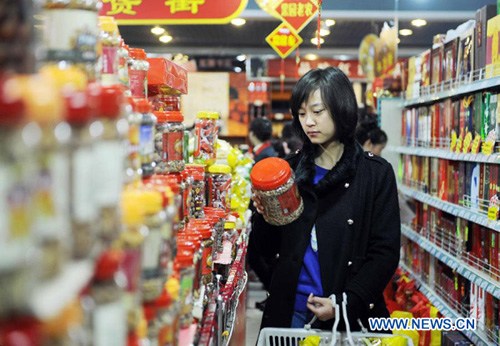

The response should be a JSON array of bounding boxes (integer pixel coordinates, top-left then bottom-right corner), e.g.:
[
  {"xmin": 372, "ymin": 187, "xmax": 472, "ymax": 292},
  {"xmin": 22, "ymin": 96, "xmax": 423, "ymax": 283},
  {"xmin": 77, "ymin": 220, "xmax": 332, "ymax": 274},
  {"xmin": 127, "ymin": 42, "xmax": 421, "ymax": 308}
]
[{"xmin": 249, "ymin": 142, "xmax": 401, "ymax": 331}]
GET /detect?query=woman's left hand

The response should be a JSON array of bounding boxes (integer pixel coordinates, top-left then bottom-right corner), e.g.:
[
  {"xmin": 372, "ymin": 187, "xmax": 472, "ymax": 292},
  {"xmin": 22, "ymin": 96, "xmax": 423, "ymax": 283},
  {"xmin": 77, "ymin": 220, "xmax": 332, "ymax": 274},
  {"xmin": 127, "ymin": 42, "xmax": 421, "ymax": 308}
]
[{"xmin": 306, "ymin": 294, "xmax": 335, "ymax": 321}]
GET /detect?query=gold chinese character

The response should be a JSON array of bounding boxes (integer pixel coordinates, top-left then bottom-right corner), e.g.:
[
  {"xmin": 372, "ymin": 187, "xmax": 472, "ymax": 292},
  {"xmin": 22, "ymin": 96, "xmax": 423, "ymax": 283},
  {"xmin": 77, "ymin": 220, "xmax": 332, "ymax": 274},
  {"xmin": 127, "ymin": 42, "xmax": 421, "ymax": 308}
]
[
  {"xmin": 305, "ymin": 3, "xmax": 313, "ymax": 16},
  {"xmin": 287, "ymin": 36, "xmax": 296, "ymax": 46},
  {"xmin": 288, "ymin": 3, "xmax": 297, "ymax": 17},
  {"xmin": 297, "ymin": 3, "xmax": 305, "ymax": 16},
  {"xmin": 281, "ymin": 4, "xmax": 289, "ymax": 17},
  {"xmin": 103, "ymin": 0, "xmax": 142, "ymax": 15},
  {"xmin": 165, "ymin": 0, "xmax": 206, "ymax": 14}
]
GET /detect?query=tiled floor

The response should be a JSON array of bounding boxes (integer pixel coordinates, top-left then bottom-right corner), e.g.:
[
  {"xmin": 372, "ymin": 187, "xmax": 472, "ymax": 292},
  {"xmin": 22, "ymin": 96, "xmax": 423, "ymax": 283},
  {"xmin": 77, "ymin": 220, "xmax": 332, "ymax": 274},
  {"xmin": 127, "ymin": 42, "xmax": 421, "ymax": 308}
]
[{"xmin": 245, "ymin": 281, "xmax": 266, "ymax": 346}]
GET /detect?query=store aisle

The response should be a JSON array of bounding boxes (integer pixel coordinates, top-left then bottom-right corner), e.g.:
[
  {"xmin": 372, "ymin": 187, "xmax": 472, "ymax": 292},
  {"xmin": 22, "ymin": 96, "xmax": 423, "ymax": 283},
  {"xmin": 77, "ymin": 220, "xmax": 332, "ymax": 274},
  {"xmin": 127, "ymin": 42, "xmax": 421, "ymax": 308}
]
[{"xmin": 245, "ymin": 281, "xmax": 266, "ymax": 345}]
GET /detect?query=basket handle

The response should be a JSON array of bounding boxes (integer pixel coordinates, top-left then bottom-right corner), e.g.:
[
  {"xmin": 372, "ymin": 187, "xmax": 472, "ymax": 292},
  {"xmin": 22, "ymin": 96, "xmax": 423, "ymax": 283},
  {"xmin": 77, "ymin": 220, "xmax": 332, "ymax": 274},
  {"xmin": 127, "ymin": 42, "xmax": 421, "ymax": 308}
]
[{"xmin": 329, "ymin": 293, "xmax": 355, "ymax": 346}]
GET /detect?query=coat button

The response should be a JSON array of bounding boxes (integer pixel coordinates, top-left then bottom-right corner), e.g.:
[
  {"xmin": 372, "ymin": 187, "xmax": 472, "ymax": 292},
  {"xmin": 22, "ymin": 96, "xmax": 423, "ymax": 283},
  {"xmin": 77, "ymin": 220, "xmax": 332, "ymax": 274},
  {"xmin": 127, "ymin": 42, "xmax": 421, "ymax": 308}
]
[
  {"xmin": 369, "ymin": 303, "xmax": 375, "ymax": 309},
  {"xmin": 347, "ymin": 261, "xmax": 352, "ymax": 266},
  {"xmin": 344, "ymin": 182, "xmax": 350, "ymax": 188},
  {"xmin": 347, "ymin": 219, "xmax": 354, "ymax": 225},
  {"xmin": 368, "ymin": 152, "xmax": 374, "ymax": 157}
]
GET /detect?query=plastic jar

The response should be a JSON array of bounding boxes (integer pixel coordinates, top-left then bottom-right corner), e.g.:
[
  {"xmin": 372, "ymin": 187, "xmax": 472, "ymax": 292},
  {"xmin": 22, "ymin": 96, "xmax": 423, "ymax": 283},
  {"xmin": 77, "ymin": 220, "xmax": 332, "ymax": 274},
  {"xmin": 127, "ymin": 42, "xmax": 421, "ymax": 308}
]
[
  {"xmin": 65, "ymin": 90, "xmax": 99, "ymax": 260},
  {"xmin": 134, "ymin": 99, "xmax": 157, "ymax": 179},
  {"xmin": 203, "ymin": 207, "xmax": 226, "ymax": 256},
  {"xmin": 194, "ymin": 111, "xmax": 219, "ymax": 165},
  {"xmin": 117, "ymin": 41, "xmax": 131, "ymax": 90},
  {"xmin": 91, "ymin": 85, "xmax": 127, "ymax": 244},
  {"xmin": 174, "ymin": 247, "xmax": 195, "ymax": 329},
  {"xmin": 129, "ymin": 48, "xmax": 149, "ymax": 99},
  {"xmin": 189, "ymin": 219, "xmax": 214, "ymax": 285},
  {"xmin": 139, "ymin": 189, "xmax": 166, "ymax": 302},
  {"xmin": 206, "ymin": 164, "xmax": 232, "ymax": 211},
  {"xmin": 89, "ymin": 249, "xmax": 127, "ymax": 346},
  {"xmin": 250, "ymin": 157, "xmax": 304, "ymax": 226},
  {"xmin": 42, "ymin": 0, "xmax": 99, "ymax": 79},
  {"xmin": 185, "ymin": 164, "xmax": 206, "ymax": 219},
  {"xmin": 154, "ymin": 111, "xmax": 185, "ymax": 174},
  {"xmin": 99, "ymin": 16, "xmax": 121, "ymax": 86},
  {"xmin": 154, "ymin": 289, "xmax": 177, "ymax": 346}
]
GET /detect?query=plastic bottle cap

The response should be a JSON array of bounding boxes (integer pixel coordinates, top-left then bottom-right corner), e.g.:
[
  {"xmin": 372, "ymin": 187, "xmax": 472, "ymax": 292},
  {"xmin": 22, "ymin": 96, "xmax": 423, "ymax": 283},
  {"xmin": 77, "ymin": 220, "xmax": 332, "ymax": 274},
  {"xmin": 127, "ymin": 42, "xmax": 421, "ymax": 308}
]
[
  {"xmin": 196, "ymin": 111, "xmax": 219, "ymax": 120},
  {"xmin": 129, "ymin": 48, "xmax": 147, "ymax": 60},
  {"xmin": 94, "ymin": 249, "xmax": 123, "ymax": 281},
  {"xmin": 121, "ymin": 189, "xmax": 145, "ymax": 225},
  {"xmin": 133, "ymin": 98, "xmax": 152, "ymax": 113},
  {"xmin": 250, "ymin": 157, "xmax": 292, "ymax": 191},
  {"xmin": 207, "ymin": 164, "xmax": 231, "ymax": 174},
  {"xmin": 100, "ymin": 20, "xmax": 118, "ymax": 34},
  {"xmin": 154, "ymin": 110, "xmax": 184, "ymax": 123}
]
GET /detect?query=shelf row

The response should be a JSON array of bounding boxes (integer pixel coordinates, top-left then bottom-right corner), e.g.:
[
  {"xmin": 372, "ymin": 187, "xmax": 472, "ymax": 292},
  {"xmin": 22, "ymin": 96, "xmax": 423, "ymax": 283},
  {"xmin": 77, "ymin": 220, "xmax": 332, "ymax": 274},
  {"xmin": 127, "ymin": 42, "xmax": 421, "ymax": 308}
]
[
  {"xmin": 402, "ymin": 76, "xmax": 500, "ymax": 108},
  {"xmin": 401, "ymin": 225, "xmax": 500, "ymax": 299},
  {"xmin": 398, "ymin": 185, "xmax": 500, "ymax": 232},
  {"xmin": 389, "ymin": 146, "xmax": 500, "ymax": 164},
  {"xmin": 398, "ymin": 262, "xmax": 493, "ymax": 346}
]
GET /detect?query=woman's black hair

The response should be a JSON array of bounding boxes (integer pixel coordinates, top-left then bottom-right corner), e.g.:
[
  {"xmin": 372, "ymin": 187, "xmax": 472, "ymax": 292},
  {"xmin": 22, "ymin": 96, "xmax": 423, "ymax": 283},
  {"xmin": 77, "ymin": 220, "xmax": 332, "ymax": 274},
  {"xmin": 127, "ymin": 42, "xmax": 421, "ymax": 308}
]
[
  {"xmin": 355, "ymin": 115, "xmax": 388, "ymax": 146},
  {"xmin": 290, "ymin": 67, "xmax": 358, "ymax": 148}
]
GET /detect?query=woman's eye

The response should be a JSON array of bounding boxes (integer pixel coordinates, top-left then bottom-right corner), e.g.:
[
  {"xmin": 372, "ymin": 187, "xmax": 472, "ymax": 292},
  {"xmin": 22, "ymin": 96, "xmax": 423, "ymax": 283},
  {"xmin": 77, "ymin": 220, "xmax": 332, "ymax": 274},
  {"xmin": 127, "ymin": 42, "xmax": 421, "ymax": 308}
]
[
  {"xmin": 298, "ymin": 112, "xmax": 306, "ymax": 117},
  {"xmin": 313, "ymin": 109, "xmax": 324, "ymax": 114}
]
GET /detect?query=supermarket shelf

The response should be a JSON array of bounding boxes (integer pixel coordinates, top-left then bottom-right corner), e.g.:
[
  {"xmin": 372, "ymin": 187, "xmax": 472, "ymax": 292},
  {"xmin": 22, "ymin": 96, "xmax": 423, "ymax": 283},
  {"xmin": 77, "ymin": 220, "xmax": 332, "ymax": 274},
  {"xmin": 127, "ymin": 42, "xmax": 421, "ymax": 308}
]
[
  {"xmin": 30, "ymin": 260, "xmax": 94, "ymax": 319},
  {"xmin": 389, "ymin": 146, "xmax": 500, "ymax": 164},
  {"xmin": 398, "ymin": 185, "xmax": 500, "ymax": 233},
  {"xmin": 399, "ymin": 262, "xmax": 494, "ymax": 346},
  {"xmin": 401, "ymin": 225, "xmax": 500, "ymax": 299},
  {"xmin": 403, "ymin": 76, "xmax": 500, "ymax": 107}
]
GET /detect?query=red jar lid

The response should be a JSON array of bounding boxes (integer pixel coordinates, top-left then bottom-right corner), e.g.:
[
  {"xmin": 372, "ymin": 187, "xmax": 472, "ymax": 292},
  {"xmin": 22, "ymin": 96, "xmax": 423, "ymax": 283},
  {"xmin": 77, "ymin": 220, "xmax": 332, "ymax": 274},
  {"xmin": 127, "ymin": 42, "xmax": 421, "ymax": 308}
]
[
  {"xmin": 129, "ymin": 48, "xmax": 147, "ymax": 60},
  {"xmin": 65, "ymin": 90, "xmax": 92, "ymax": 125},
  {"xmin": 188, "ymin": 219, "xmax": 211, "ymax": 238},
  {"xmin": 134, "ymin": 98, "xmax": 152, "ymax": 113},
  {"xmin": 0, "ymin": 75, "xmax": 25, "ymax": 126},
  {"xmin": 250, "ymin": 157, "xmax": 292, "ymax": 191},
  {"xmin": 100, "ymin": 85, "xmax": 124, "ymax": 119},
  {"xmin": 203, "ymin": 207, "xmax": 226, "ymax": 218},
  {"xmin": 184, "ymin": 164, "xmax": 205, "ymax": 181},
  {"xmin": 94, "ymin": 249, "xmax": 123, "ymax": 281},
  {"xmin": 154, "ymin": 110, "xmax": 184, "ymax": 123}
]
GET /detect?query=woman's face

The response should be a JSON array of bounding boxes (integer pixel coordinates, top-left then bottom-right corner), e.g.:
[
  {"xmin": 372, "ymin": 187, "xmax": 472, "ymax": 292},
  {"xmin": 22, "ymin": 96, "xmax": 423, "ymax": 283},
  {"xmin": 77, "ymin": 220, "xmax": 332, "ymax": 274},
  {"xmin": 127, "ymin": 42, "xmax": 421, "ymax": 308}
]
[{"xmin": 298, "ymin": 89, "xmax": 336, "ymax": 145}]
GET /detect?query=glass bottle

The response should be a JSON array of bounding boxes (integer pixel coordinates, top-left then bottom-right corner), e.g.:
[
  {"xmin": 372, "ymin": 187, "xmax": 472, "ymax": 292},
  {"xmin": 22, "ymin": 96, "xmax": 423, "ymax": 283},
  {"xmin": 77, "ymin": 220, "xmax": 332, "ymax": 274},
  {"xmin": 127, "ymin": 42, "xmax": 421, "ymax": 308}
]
[
  {"xmin": 154, "ymin": 111, "xmax": 185, "ymax": 174},
  {"xmin": 128, "ymin": 48, "xmax": 149, "ymax": 99}
]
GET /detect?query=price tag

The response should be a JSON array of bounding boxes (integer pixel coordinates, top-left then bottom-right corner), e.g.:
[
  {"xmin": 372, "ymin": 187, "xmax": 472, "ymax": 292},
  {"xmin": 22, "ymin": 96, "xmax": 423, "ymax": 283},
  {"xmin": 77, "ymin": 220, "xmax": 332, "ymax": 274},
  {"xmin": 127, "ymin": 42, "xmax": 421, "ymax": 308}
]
[{"xmin": 487, "ymin": 205, "xmax": 499, "ymax": 221}]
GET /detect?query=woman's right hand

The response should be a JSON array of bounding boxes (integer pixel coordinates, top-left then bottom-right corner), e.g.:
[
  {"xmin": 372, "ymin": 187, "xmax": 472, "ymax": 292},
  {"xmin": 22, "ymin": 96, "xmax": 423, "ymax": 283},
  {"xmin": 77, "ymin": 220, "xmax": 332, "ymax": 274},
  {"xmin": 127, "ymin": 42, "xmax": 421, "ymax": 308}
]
[{"xmin": 251, "ymin": 191, "xmax": 265, "ymax": 214}]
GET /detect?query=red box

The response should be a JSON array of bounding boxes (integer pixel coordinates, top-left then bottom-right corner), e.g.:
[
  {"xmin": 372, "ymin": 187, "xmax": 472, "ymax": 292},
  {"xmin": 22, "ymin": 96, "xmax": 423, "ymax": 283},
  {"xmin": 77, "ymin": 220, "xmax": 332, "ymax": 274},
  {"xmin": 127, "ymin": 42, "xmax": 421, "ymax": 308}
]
[{"xmin": 147, "ymin": 58, "xmax": 188, "ymax": 96}]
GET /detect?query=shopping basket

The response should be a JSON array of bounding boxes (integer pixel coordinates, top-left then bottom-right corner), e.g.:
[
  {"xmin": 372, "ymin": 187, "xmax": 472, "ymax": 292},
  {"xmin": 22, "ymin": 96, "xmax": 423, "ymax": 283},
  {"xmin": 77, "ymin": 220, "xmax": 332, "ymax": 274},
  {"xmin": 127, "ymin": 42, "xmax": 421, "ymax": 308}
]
[{"xmin": 257, "ymin": 293, "xmax": 414, "ymax": 346}]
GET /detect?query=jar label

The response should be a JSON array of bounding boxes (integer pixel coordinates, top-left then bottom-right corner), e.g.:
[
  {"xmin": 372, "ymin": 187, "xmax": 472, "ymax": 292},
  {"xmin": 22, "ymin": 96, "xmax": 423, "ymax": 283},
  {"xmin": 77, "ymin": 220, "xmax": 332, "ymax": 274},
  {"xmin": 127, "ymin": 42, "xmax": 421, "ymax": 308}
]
[
  {"xmin": 140, "ymin": 125, "xmax": 154, "ymax": 156},
  {"xmin": 276, "ymin": 183, "xmax": 301, "ymax": 216},
  {"xmin": 73, "ymin": 147, "xmax": 97, "ymax": 222},
  {"xmin": 122, "ymin": 248, "xmax": 141, "ymax": 292},
  {"xmin": 43, "ymin": 9, "xmax": 97, "ymax": 62},
  {"xmin": 141, "ymin": 228, "xmax": 162, "ymax": 271},
  {"xmin": 129, "ymin": 69, "xmax": 147, "ymax": 98},
  {"xmin": 201, "ymin": 244, "xmax": 213, "ymax": 275},
  {"xmin": 93, "ymin": 140, "xmax": 125, "ymax": 206},
  {"xmin": 207, "ymin": 175, "xmax": 231, "ymax": 211},
  {"xmin": 194, "ymin": 120, "xmax": 217, "ymax": 162},
  {"xmin": 162, "ymin": 131, "xmax": 183, "ymax": 163},
  {"xmin": 102, "ymin": 46, "xmax": 118, "ymax": 75},
  {"xmin": 93, "ymin": 301, "xmax": 127, "ymax": 346}
]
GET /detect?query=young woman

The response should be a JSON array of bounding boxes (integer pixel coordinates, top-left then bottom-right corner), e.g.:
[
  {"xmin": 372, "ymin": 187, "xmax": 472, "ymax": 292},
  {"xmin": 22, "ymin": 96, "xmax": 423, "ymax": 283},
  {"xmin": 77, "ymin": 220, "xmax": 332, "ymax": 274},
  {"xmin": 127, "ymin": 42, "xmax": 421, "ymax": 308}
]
[
  {"xmin": 355, "ymin": 115, "xmax": 388, "ymax": 156},
  {"xmin": 249, "ymin": 67, "xmax": 401, "ymax": 332}
]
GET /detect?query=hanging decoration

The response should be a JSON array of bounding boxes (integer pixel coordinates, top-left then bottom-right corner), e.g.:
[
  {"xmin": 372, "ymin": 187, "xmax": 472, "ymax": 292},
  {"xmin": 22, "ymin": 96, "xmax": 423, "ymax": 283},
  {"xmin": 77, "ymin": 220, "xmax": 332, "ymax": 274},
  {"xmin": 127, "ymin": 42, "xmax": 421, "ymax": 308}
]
[{"xmin": 316, "ymin": 0, "xmax": 322, "ymax": 49}]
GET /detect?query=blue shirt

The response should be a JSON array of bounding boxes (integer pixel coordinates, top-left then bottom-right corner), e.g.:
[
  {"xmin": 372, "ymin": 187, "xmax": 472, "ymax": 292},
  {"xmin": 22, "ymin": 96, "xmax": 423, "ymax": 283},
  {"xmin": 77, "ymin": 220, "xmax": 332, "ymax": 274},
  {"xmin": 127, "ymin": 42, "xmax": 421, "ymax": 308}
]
[{"xmin": 294, "ymin": 165, "xmax": 328, "ymax": 312}]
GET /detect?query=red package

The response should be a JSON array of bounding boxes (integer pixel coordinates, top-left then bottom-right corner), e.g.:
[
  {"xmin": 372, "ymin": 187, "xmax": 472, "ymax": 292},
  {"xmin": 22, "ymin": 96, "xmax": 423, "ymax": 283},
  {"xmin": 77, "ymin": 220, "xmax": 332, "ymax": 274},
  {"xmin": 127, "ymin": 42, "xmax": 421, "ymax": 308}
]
[{"xmin": 147, "ymin": 58, "xmax": 188, "ymax": 96}]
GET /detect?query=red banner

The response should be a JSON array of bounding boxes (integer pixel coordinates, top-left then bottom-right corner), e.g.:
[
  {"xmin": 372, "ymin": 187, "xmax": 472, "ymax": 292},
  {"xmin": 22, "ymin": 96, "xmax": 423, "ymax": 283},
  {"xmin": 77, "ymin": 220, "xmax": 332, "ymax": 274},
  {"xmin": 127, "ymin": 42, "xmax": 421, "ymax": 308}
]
[
  {"xmin": 267, "ymin": 58, "xmax": 366, "ymax": 80},
  {"xmin": 265, "ymin": 23, "xmax": 303, "ymax": 59},
  {"xmin": 273, "ymin": 0, "xmax": 318, "ymax": 33},
  {"xmin": 100, "ymin": 0, "xmax": 248, "ymax": 25}
]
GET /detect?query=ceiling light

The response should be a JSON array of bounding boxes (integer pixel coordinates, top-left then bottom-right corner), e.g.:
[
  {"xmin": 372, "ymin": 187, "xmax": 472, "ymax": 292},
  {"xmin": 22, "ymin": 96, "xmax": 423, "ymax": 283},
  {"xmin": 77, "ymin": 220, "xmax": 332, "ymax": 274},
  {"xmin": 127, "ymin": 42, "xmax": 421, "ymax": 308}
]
[
  {"xmin": 411, "ymin": 19, "xmax": 427, "ymax": 27},
  {"xmin": 325, "ymin": 19, "xmax": 336, "ymax": 27},
  {"xmin": 236, "ymin": 54, "xmax": 247, "ymax": 62},
  {"xmin": 159, "ymin": 34, "xmax": 173, "ymax": 43},
  {"xmin": 151, "ymin": 26, "xmax": 166, "ymax": 35},
  {"xmin": 234, "ymin": 67, "xmax": 242, "ymax": 73},
  {"xmin": 304, "ymin": 54, "xmax": 318, "ymax": 60},
  {"xmin": 231, "ymin": 18, "xmax": 246, "ymax": 26},
  {"xmin": 310, "ymin": 37, "xmax": 324, "ymax": 45},
  {"xmin": 399, "ymin": 29, "xmax": 413, "ymax": 36}
]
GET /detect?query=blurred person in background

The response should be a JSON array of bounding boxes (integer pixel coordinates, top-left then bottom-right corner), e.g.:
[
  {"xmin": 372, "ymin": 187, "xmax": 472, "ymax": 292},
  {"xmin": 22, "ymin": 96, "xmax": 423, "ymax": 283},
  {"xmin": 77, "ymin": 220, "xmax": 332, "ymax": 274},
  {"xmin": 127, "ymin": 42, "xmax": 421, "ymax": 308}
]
[
  {"xmin": 249, "ymin": 117, "xmax": 278, "ymax": 162},
  {"xmin": 355, "ymin": 115, "xmax": 387, "ymax": 156}
]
